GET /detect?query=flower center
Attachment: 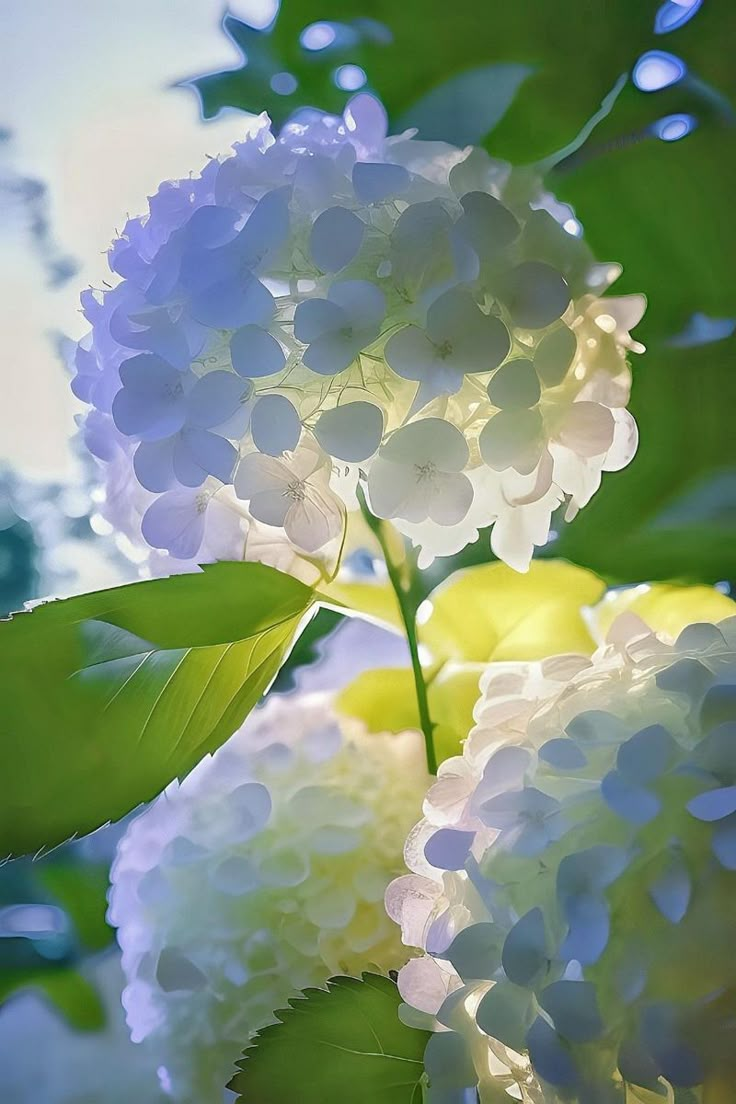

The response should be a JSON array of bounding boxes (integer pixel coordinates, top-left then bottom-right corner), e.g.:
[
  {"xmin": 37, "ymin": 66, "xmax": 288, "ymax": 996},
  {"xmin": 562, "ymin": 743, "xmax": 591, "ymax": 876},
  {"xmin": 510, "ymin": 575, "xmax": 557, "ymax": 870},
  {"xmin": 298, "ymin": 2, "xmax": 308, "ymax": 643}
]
[
  {"xmin": 414, "ymin": 461, "xmax": 437, "ymax": 484},
  {"xmin": 436, "ymin": 339, "xmax": 453, "ymax": 360},
  {"xmin": 284, "ymin": 478, "xmax": 307, "ymax": 502},
  {"xmin": 164, "ymin": 381, "xmax": 184, "ymax": 399},
  {"xmin": 195, "ymin": 492, "xmax": 209, "ymax": 514}
]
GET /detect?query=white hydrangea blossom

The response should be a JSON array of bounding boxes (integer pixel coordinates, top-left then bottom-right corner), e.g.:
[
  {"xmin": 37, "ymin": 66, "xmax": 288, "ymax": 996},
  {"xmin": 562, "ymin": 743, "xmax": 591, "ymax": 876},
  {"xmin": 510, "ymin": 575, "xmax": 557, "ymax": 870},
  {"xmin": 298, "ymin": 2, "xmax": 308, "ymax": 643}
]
[
  {"xmin": 73, "ymin": 94, "xmax": 644, "ymax": 574},
  {"xmin": 109, "ymin": 693, "xmax": 427, "ymax": 1103},
  {"xmin": 389, "ymin": 616, "xmax": 736, "ymax": 1102}
]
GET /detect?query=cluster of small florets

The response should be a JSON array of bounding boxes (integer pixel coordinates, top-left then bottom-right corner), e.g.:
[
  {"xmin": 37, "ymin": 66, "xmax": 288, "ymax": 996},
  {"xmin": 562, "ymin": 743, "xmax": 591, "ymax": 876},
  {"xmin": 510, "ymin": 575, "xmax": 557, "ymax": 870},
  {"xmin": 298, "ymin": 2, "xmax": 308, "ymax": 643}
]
[
  {"xmin": 108, "ymin": 692, "xmax": 427, "ymax": 1103},
  {"xmin": 73, "ymin": 94, "xmax": 644, "ymax": 573},
  {"xmin": 389, "ymin": 616, "xmax": 736, "ymax": 1101}
]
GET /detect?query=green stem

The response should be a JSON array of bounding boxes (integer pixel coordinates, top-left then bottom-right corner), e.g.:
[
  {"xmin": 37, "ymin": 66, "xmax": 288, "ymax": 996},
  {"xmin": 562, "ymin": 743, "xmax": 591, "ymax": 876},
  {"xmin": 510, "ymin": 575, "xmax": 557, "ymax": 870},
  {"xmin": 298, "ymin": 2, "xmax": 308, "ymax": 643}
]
[{"xmin": 357, "ymin": 488, "xmax": 437, "ymax": 775}]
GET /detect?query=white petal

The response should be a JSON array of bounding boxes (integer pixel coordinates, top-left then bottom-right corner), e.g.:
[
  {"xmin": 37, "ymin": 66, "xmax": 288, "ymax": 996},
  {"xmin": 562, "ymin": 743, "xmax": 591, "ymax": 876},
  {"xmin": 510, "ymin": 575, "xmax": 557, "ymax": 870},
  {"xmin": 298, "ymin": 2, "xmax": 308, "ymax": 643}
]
[
  {"xmin": 367, "ymin": 457, "xmax": 425, "ymax": 522},
  {"xmin": 235, "ymin": 452, "xmax": 290, "ymax": 499},
  {"xmin": 381, "ymin": 418, "xmax": 469, "ymax": 472},
  {"xmin": 428, "ymin": 471, "xmax": 473, "ymax": 525},
  {"xmin": 603, "ymin": 408, "xmax": 639, "ymax": 472},
  {"xmin": 479, "ymin": 409, "xmax": 544, "ymax": 471},
  {"xmin": 285, "ymin": 487, "xmax": 343, "ymax": 551},
  {"xmin": 555, "ymin": 402, "xmax": 615, "ymax": 458},
  {"xmin": 454, "ymin": 190, "xmax": 519, "ymax": 258}
]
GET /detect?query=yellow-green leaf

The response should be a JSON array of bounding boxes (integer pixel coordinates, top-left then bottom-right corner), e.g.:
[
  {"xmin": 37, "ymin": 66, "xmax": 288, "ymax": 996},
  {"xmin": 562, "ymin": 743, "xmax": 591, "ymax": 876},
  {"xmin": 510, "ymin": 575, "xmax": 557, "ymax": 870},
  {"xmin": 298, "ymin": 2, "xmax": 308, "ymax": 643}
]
[
  {"xmin": 0, "ymin": 562, "xmax": 314, "ymax": 856},
  {"xmin": 596, "ymin": 583, "xmax": 736, "ymax": 643},
  {"xmin": 422, "ymin": 560, "xmax": 605, "ymax": 664}
]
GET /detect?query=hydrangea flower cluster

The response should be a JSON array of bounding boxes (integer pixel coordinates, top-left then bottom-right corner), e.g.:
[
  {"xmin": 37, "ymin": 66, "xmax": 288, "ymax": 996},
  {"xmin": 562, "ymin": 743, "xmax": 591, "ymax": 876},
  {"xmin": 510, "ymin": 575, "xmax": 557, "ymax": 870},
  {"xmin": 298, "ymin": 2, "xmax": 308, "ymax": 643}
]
[
  {"xmin": 73, "ymin": 94, "xmax": 644, "ymax": 573},
  {"xmin": 109, "ymin": 692, "xmax": 427, "ymax": 1103},
  {"xmin": 389, "ymin": 616, "xmax": 736, "ymax": 1101}
]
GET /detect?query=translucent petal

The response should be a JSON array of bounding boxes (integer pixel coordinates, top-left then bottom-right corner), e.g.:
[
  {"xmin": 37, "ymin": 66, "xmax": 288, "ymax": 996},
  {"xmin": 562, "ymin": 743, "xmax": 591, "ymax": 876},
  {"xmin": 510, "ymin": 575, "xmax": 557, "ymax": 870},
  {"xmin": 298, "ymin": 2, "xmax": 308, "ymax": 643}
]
[
  {"xmin": 617, "ymin": 1038, "xmax": 661, "ymax": 1091},
  {"xmin": 303, "ymin": 331, "xmax": 363, "ymax": 376},
  {"xmin": 488, "ymin": 359, "xmax": 541, "ymax": 409},
  {"xmin": 560, "ymin": 893, "xmax": 610, "ymax": 965},
  {"xmin": 235, "ymin": 452, "xmax": 291, "ymax": 499},
  {"xmin": 230, "ymin": 326, "xmax": 286, "ymax": 378},
  {"xmin": 237, "ymin": 186, "xmax": 290, "ymax": 268},
  {"xmin": 475, "ymin": 981, "xmax": 533, "ymax": 1051},
  {"xmin": 186, "ymin": 371, "xmax": 249, "ymax": 428},
  {"xmin": 141, "ymin": 490, "xmax": 207, "ymax": 559},
  {"xmin": 310, "ymin": 206, "xmax": 365, "ymax": 272},
  {"xmin": 687, "ymin": 784, "xmax": 736, "ymax": 822},
  {"xmin": 535, "ymin": 325, "xmax": 577, "ymax": 386},
  {"xmin": 617, "ymin": 724, "xmax": 676, "ymax": 783},
  {"xmin": 178, "ymin": 428, "xmax": 237, "ymax": 485},
  {"xmin": 329, "ymin": 279, "xmax": 385, "ymax": 329},
  {"xmin": 367, "ymin": 457, "xmax": 428, "ymax": 522},
  {"xmin": 502, "ymin": 908, "xmax": 548, "ymax": 988},
  {"xmin": 294, "ymin": 297, "xmax": 346, "ymax": 343},
  {"xmin": 539, "ymin": 739, "xmax": 587, "ymax": 770},
  {"xmin": 539, "ymin": 980, "xmax": 603, "ymax": 1043},
  {"xmin": 285, "ymin": 487, "xmax": 342, "ymax": 552},
  {"xmin": 423, "ymin": 1031, "xmax": 477, "ymax": 1092},
  {"xmin": 454, "ymin": 191, "xmax": 519, "ymax": 258},
  {"xmin": 555, "ymin": 402, "xmax": 615, "ymax": 458},
  {"xmin": 133, "ymin": 438, "xmax": 176, "ymax": 493},
  {"xmin": 188, "ymin": 273, "xmax": 275, "ymax": 330},
  {"xmin": 649, "ymin": 856, "xmax": 691, "ymax": 923},
  {"xmin": 384, "ymin": 326, "xmax": 436, "ymax": 382},
  {"xmin": 113, "ymin": 355, "xmax": 188, "ymax": 441},
  {"xmin": 251, "ymin": 395, "xmax": 302, "ymax": 455},
  {"xmin": 557, "ymin": 844, "xmax": 629, "ymax": 895},
  {"xmin": 428, "ymin": 288, "xmax": 510, "ymax": 375},
  {"xmin": 479, "ymin": 408, "xmax": 543, "ymax": 471},
  {"xmin": 712, "ymin": 816, "xmax": 736, "ymax": 869},
  {"xmin": 155, "ymin": 948, "xmax": 207, "ymax": 993},
  {"xmin": 313, "ymin": 401, "xmax": 384, "ymax": 461},
  {"xmin": 425, "ymin": 471, "xmax": 472, "ymax": 525},
  {"xmin": 444, "ymin": 922, "xmax": 503, "ymax": 981},
  {"xmin": 694, "ymin": 722, "xmax": 736, "ymax": 784},
  {"xmin": 352, "ymin": 161, "xmax": 410, "ymax": 204},
  {"xmin": 526, "ymin": 1016, "xmax": 578, "ymax": 1087},
  {"xmin": 381, "ymin": 418, "xmax": 470, "ymax": 471},
  {"xmin": 423, "ymin": 828, "xmax": 475, "ymax": 871},
  {"xmin": 183, "ymin": 204, "xmax": 239, "ymax": 249},
  {"xmin": 701, "ymin": 682, "xmax": 736, "ymax": 731},
  {"xmin": 601, "ymin": 770, "xmax": 661, "ymax": 825},
  {"xmin": 501, "ymin": 261, "xmax": 571, "ymax": 329},
  {"xmin": 248, "ymin": 489, "xmax": 291, "ymax": 528}
]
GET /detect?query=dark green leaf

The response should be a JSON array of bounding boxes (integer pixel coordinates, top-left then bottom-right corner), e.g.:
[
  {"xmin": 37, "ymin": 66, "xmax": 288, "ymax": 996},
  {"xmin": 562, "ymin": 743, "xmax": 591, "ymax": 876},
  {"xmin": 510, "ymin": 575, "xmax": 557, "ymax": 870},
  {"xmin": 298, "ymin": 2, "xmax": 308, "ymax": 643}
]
[
  {"xmin": 229, "ymin": 973, "xmax": 430, "ymax": 1104},
  {"xmin": 556, "ymin": 336, "xmax": 736, "ymax": 584},
  {"xmin": 189, "ymin": 1, "xmax": 660, "ymax": 161},
  {"xmin": 0, "ymin": 562, "xmax": 314, "ymax": 856}
]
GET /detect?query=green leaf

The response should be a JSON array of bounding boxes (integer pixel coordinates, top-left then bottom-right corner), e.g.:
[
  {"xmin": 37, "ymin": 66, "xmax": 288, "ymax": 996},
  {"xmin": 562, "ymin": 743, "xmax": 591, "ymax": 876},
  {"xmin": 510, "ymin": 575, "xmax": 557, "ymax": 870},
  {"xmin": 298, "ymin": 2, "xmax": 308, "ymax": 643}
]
[
  {"xmin": 229, "ymin": 973, "xmax": 430, "ymax": 1104},
  {"xmin": 189, "ymin": 1, "xmax": 660, "ymax": 161},
  {"xmin": 555, "ymin": 336, "xmax": 736, "ymax": 584},
  {"xmin": 0, "ymin": 967, "xmax": 105, "ymax": 1031},
  {"xmin": 0, "ymin": 562, "xmax": 314, "ymax": 857}
]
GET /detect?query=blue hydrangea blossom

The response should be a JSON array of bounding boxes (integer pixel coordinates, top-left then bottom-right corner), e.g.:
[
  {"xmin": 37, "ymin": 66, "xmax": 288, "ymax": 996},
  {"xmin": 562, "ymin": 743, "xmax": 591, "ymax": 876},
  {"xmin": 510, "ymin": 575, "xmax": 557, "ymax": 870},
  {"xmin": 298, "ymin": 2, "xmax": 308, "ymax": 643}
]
[{"xmin": 72, "ymin": 95, "xmax": 644, "ymax": 574}]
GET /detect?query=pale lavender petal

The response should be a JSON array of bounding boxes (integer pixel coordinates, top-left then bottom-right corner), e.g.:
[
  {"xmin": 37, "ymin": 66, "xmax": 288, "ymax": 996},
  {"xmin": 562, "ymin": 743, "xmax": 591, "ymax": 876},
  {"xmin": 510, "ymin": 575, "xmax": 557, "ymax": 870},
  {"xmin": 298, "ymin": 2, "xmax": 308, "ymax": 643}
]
[
  {"xmin": 251, "ymin": 394, "xmax": 301, "ymax": 455},
  {"xmin": 230, "ymin": 326, "xmax": 286, "ymax": 378},
  {"xmin": 186, "ymin": 371, "xmax": 250, "ymax": 428},
  {"xmin": 141, "ymin": 489, "xmax": 208, "ymax": 559},
  {"xmin": 313, "ymin": 401, "xmax": 384, "ymax": 461},
  {"xmin": 310, "ymin": 206, "xmax": 364, "ymax": 272}
]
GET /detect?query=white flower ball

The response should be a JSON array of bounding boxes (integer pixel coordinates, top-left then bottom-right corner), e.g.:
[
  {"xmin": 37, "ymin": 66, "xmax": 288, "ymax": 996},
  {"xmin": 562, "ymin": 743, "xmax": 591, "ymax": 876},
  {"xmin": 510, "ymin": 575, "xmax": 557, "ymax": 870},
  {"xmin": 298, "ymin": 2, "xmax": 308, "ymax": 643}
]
[
  {"xmin": 109, "ymin": 692, "xmax": 427, "ymax": 1102},
  {"xmin": 73, "ymin": 94, "xmax": 644, "ymax": 574},
  {"xmin": 389, "ymin": 616, "xmax": 736, "ymax": 1102}
]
